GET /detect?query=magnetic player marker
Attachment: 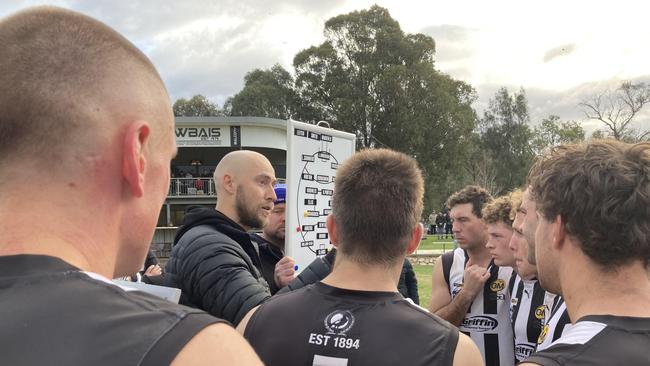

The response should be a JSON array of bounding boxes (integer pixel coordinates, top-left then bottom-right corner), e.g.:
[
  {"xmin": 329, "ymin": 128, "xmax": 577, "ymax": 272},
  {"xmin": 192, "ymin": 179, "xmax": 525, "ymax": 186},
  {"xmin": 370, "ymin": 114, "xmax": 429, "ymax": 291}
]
[
  {"xmin": 296, "ymin": 226, "xmax": 301, "ymax": 232},
  {"xmin": 294, "ymin": 265, "xmax": 299, "ymax": 271}
]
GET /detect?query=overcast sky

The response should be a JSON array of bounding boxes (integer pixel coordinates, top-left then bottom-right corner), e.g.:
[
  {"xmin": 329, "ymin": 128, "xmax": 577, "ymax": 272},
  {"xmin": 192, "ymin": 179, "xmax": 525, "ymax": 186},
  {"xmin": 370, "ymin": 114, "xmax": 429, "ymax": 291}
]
[{"xmin": 3, "ymin": 0, "xmax": 649, "ymax": 132}]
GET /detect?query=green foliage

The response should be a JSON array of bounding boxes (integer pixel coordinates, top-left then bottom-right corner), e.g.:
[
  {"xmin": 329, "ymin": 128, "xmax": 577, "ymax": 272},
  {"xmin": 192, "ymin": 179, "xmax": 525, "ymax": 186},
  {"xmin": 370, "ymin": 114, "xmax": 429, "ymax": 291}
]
[
  {"xmin": 468, "ymin": 87, "xmax": 534, "ymax": 194},
  {"xmin": 532, "ymin": 115, "xmax": 585, "ymax": 152},
  {"xmin": 291, "ymin": 5, "xmax": 477, "ymax": 213},
  {"xmin": 173, "ymin": 95, "xmax": 222, "ymax": 117},
  {"xmin": 225, "ymin": 64, "xmax": 314, "ymax": 120}
]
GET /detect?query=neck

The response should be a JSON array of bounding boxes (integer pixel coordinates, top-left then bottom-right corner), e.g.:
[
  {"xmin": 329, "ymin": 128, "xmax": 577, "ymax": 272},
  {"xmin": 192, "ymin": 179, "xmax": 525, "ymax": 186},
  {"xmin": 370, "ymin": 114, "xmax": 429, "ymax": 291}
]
[
  {"xmin": 215, "ymin": 201, "xmax": 247, "ymax": 230},
  {"xmin": 466, "ymin": 243, "xmax": 492, "ymax": 266},
  {"xmin": 561, "ymin": 258, "xmax": 650, "ymax": 321},
  {"xmin": 0, "ymin": 187, "xmax": 119, "ymax": 278},
  {"xmin": 261, "ymin": 233, "xmax": 284, "ymax": 251},
  {"xmin": 321, "ymin": 254, "xmax": 402, "ymax": 292}
]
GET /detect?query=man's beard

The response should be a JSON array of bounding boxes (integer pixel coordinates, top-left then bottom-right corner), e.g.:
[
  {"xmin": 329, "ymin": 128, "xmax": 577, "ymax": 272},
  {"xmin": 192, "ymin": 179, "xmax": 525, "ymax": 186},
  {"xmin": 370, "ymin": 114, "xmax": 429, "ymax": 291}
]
[{"xmin": 235, "ymin": 186, "xmax": 266, "ymax": 229}]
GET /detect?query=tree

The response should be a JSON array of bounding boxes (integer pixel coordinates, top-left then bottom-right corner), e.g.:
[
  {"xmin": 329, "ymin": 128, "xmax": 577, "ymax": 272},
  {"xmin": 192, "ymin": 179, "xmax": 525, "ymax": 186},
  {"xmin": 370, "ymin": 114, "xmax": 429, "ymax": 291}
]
[
  {"xmin": 225, "ymin": 64, "xmax": 315, "ymax": 120},
  {"xmin": 291, "ymin": 5, "xmax": 477, "ymax": 212},
  {"xmin": 532, "ymin": 115, "xmax": 585, "ymax": 152},
  {"xmin": 579, "ymin": 81, "xmax": 650, "ymax": 141},
  {"xmin": 472, "ymin": 87, "xmax": 535, "ymax": 194},
  {"xmin": 173, "ymin": 95, "xmax": 223, "ymax": 117}
]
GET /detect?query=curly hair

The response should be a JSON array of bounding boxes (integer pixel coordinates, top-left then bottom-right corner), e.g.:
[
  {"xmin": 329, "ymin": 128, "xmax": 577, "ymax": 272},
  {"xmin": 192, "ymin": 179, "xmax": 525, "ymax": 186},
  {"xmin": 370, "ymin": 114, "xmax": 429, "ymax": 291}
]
[
  {"xmin": 446, "ymin": 185, "xmax": 493, "ymax": 218},
  {"xmin": 482, "ymin": 194, "xmax": 515, "ymax": 226},
  {"xmin": 527, "ymin": 140, "xmax": 650, "ymax": 268}
]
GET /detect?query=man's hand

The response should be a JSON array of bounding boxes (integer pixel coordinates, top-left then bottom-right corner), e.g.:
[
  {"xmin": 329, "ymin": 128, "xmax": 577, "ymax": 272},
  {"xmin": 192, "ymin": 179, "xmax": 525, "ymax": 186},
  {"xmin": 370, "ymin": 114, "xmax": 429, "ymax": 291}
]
[
  {"xmin": 144, "ymin": 264, "xmax": 162, "ymax": 277},
  {"xmin": 274, "ymin": 256, "xmax": 296, "ymax": 289},
  {"xmin": 460, "ymin": 264, "xmax": 491, "ymax": 299}
]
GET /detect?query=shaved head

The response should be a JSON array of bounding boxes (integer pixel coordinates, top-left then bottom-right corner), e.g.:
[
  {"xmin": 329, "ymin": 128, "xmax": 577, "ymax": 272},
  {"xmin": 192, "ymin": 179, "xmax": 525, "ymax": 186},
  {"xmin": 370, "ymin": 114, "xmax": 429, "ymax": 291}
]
[
  {"xmin": 214, "ymin": 150, "xmax": 274, "ymax": 191},
  {"xmin": 0, "ymin": 6, "xmax": 170, "ymax": 177},
  {"xmin": 214, "ymin": 150, "xmax": 277, "ymax": 230}
]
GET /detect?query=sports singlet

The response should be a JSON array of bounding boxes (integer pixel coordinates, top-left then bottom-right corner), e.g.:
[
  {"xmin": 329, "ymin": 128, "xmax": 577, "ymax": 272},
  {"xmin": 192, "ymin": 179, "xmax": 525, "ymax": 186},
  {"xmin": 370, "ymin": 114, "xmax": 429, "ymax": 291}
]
[
  {"xmin": 509, "ymin": 275, "xmax": 546, "ymax": 362},
  {"xmin": 441, "ymin": 248, "xmax": 515, "ymax": 366},
  {"xmin": 536, "ymin": 295, "xmax": 571, "ymax": 352},
  {"xmin": 526, "ymin": 314, "xmax": 650, "ymax": 365},
  {"xmin": 245, "ymin": 281, "xmax": 459, "ymax": 366}
]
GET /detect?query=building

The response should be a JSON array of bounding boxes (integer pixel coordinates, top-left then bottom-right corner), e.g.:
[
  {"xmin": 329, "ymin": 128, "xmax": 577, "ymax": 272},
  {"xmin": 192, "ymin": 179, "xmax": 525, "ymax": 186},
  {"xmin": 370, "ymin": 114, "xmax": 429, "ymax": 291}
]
[{"xmin": 153, "ymin": 116, "xmax": 288, "ymax": 259}]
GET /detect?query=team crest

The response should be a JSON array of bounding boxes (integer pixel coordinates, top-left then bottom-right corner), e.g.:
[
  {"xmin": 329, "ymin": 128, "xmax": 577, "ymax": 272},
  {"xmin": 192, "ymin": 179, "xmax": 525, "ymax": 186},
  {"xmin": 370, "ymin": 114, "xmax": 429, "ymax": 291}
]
[
  {"xmin": 535, "ymin": 305, "xmax": 547, "ymax": 320},
  {"xmin": 324, "ymin": 310, "xmax": 355, "ymax": 336},
  {"xmin": 490, "ymin": 279, "xmax": 505, "ymax": 292},
  {"xmin": 537, "ymin": 324, "xmax": 549, "ymax": 344}
]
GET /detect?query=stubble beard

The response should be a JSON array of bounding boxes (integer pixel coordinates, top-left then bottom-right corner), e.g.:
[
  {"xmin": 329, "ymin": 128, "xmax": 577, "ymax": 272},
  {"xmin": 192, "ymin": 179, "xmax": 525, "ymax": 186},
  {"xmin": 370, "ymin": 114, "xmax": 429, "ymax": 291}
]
[{"xmin": 235, "ymin": 186, "xmax": 266, "ymax": 229}]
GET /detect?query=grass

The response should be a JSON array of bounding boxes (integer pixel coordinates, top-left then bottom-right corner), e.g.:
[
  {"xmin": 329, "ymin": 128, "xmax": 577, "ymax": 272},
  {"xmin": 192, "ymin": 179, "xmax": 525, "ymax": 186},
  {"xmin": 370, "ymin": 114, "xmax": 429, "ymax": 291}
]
[
  {"xmin": 413, "ymin": 264, "xmax": 434, "ymax": 310},
  {"xmin": 418, "ymin": 234, "xmax": 456, "ymax": 252}
]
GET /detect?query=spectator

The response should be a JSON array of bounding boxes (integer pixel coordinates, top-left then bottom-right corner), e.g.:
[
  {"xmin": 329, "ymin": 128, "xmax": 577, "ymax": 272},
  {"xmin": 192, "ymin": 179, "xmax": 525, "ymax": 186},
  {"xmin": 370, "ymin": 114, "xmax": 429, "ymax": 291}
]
[{"xmin": 0, "ymin": 7, "xmax": 260, "ymax": 365}]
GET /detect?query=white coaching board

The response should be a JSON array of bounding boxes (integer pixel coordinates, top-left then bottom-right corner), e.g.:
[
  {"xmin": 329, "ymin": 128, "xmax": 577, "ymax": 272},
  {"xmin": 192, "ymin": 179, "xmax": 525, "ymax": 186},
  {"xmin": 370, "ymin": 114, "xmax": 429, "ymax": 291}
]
[{"xmin": 285, "ymin": 120, "xmax": 356, "ymax": 273}]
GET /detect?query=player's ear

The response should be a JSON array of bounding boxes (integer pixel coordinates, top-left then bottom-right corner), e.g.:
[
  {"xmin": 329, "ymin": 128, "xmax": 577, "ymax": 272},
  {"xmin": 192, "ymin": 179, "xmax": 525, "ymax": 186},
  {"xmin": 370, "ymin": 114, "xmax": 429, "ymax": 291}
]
[
  {"xmin": 327, "ymin": 214, "xmax": 339, "ymax": 248},
  {"xmin": 406, "ymin": 222, "xmax": 423, "ymax": 255},
  {"xmin": 122, "ymin": 120, "xmax": 151, "ymax": 198}
]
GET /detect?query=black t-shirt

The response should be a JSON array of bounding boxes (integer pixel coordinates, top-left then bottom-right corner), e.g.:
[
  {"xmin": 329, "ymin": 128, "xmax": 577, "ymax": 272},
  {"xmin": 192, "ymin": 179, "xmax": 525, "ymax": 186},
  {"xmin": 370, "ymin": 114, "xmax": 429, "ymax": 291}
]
[
  {"xmin": 526, "ymin": 314, "xmax": 650, "ymax": 365},
  {"xmin": 245, "ymin": 281, "xmax": 459, "ymax": 366},
  {"xmin": 0, "ymin": 254, "xmax": 223, "ymax": 366}
]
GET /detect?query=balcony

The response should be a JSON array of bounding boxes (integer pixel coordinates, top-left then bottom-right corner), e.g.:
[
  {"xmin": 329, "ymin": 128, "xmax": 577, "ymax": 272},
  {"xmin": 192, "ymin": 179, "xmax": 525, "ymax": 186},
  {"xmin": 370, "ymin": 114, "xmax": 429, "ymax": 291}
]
[
  {"xmin": 167, "ymin": 177, "xmax": 286, "ymax": 197},
  {"xmin": 168, "ymin": 178, "xmax": 215, "ymax": 197}
]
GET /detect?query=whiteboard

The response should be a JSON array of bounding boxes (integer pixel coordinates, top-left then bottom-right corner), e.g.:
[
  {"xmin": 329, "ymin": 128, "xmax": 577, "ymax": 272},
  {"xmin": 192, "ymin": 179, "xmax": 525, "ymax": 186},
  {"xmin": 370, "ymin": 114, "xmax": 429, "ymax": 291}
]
[{"xmin": 285, "ymin": 120, "xmax": 356, "ymax": 273}]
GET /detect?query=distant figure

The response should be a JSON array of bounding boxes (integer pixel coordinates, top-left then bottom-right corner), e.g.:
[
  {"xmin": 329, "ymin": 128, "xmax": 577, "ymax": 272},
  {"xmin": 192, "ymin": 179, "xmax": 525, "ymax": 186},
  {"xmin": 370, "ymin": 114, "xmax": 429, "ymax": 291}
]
[{"xmin": 239, "ymin": 149, "xmax": 483, "ymax": 366}]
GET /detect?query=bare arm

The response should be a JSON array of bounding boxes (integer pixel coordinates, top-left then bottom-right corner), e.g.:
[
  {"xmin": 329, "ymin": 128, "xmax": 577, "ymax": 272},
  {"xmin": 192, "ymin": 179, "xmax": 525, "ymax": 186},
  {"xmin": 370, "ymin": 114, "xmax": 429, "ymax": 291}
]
[
  {"xmin": 171, "ymin": 323, "xmax": 262, "ymax": 366},
  {"xmin": 236, "ymin": 305, "xmax": 260, "ymax": 335},
  {"xmin": 452, "ymin": 333, "xmax": 484, "ymax": 366},
  {"xmin": 429, "ymin": 258, "xmax": 489, "ymax": 326}
]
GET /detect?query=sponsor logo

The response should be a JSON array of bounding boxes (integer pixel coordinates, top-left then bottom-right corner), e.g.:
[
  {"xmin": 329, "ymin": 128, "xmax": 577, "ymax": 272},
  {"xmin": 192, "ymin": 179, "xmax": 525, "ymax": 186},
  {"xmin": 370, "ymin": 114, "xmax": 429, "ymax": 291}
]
[
  {"xmin": 490, "ymin": 279, "xmax": 505, "ymax": 292},
  {"xmin": 535, "ymin": 305, "xmax": 547, "ymax": 320},
  {"xmin": 460, "ymin": 315, "xmax": 498, "ymax": 332},
  {"xmin": 537, "ymin": 324, "xmax": 549, "ymax": 344},
  {"xmin": 324, "ymin": 310, "xmax": 355, "ymax": 336},
  {"xmin": 515, "ymin": 344, "xmax": 536, "ymax": 360},
  {"xmin": 175, "ymin": 127, "xmax": 221, "ymax": 138}
]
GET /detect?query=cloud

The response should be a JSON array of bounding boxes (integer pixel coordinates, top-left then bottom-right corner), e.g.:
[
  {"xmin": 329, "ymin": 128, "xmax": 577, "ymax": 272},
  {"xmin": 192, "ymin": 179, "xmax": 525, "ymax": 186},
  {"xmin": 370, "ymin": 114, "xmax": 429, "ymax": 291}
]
[
  {"xmin": 474, "ymin": 74, "xmax": 650, "ymax": 135},
  {"xmin": 419, "ymin": 24, "xmax": 476, "ymax": 63},
  {"xmin": 543, "ymin": 43, "xmax": 576, "ymax": 63}
]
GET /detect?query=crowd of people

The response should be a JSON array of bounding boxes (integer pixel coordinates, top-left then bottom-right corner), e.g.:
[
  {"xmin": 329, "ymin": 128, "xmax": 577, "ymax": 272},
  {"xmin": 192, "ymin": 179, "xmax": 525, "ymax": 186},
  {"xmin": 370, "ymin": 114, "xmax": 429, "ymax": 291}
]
[{"xmin": 1, "ymin": 6, "xmax": 649, "ymax": 366}]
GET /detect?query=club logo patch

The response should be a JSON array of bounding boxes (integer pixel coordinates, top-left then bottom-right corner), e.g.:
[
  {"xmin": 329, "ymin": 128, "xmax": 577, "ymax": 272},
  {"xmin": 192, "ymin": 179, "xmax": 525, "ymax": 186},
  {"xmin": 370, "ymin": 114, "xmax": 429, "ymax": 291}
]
[
  {"xmin": 490, "ymin": 279, "xmax": 505, "ymax": 292},
  {"xmin": 324, "ymin": 310, "xmax": 355, "ymax": 336},
  {"xmin": 537, "ymin": 324, "xmax": 549, "ymax": 344},
  {"xmin": 535, "ymin": 305, "xmax": 547, "ymax": 320}
]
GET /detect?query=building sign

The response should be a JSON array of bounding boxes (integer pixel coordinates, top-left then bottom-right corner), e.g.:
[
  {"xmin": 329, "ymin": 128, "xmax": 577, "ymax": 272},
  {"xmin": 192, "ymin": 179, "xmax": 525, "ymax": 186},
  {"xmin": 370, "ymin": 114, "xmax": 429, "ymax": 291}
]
[
  {"xmin": 175, "ymin": 126, "xmax": 231, "ymax": 147},
  {"xmin": 230, "ymin": 126, "xmax": 241, "ymax": 147}
]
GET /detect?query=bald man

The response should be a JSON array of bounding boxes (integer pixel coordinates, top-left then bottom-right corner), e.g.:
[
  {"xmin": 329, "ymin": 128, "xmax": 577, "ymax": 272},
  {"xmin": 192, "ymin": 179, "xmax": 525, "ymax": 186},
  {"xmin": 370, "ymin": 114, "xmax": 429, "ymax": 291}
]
[
  {"xmin": 0, "ymin": 7, "xmax": 261, "ymax": 365},
  {"xmin": 165, "ymin": 150, "xmax": 294, "ymax": 325}
]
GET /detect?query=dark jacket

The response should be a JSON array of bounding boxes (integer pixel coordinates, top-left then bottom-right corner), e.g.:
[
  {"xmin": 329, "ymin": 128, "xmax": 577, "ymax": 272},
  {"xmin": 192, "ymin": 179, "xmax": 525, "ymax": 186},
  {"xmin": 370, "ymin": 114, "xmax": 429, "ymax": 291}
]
[
  {"xmin": 252, "ymin": 234, "xmax": 284, "ymax": 295},
  {"xmin": 164, "ymin": 206, "xmax": 271, "ymax": 325},
  {"xmin": 398, "ymin": 258, "xmax": 419, "ymax": 304},
  {"xmin": 277, "ymin": 248, "xmax": 337, "ymax": 294}
]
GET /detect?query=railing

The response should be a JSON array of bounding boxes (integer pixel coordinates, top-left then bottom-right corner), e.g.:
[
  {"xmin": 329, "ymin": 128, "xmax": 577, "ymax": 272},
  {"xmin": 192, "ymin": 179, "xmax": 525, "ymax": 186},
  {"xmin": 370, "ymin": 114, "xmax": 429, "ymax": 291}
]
[
  {"xmin": 168, "ymin": 177, "xmax": 286, "ymax": 197},
  {"xmin": 168, "ymin": 178, "xmax": 215, "ymax": 197}
]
